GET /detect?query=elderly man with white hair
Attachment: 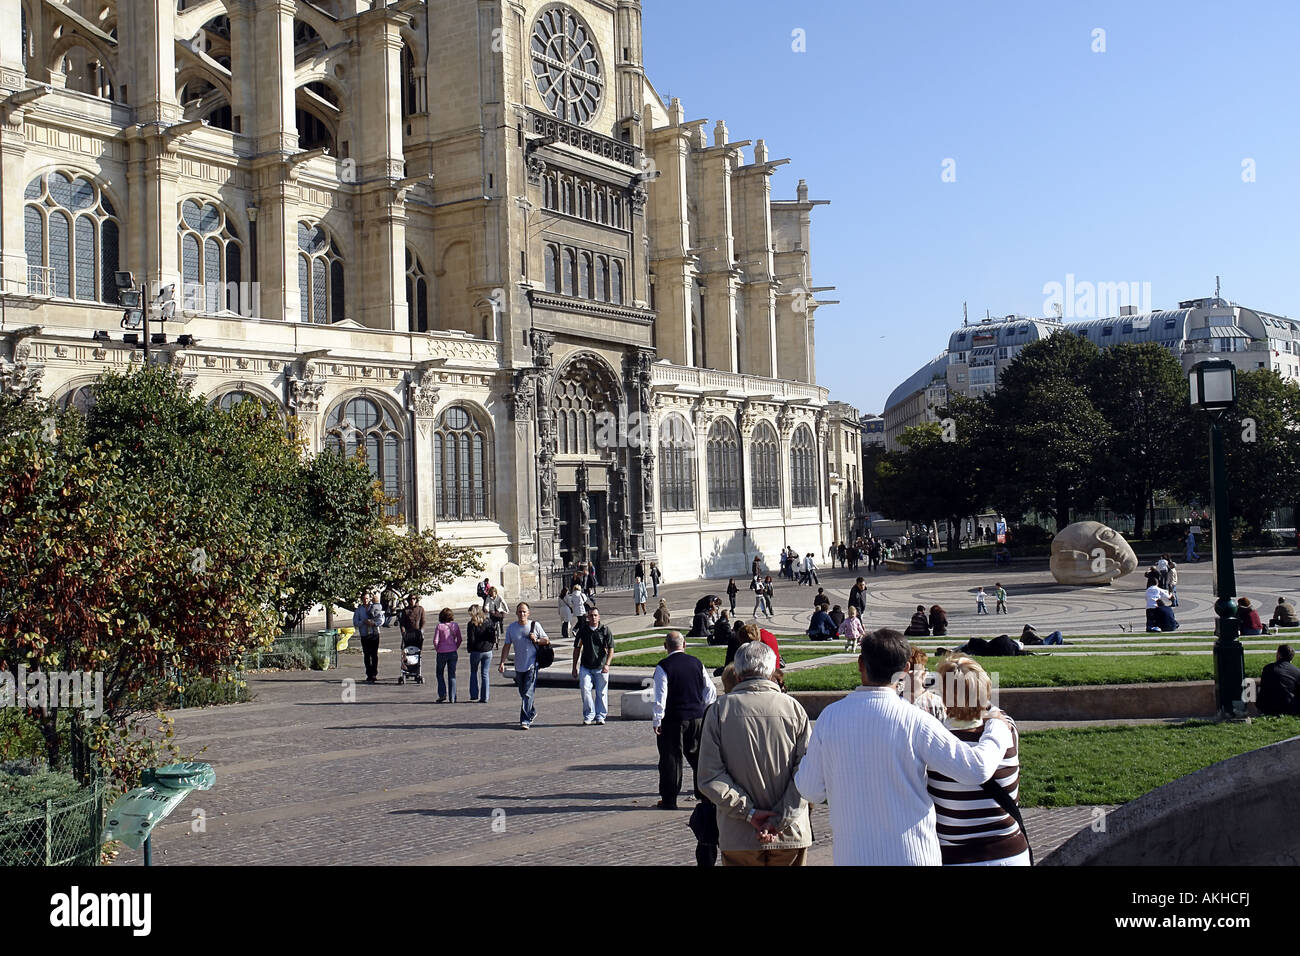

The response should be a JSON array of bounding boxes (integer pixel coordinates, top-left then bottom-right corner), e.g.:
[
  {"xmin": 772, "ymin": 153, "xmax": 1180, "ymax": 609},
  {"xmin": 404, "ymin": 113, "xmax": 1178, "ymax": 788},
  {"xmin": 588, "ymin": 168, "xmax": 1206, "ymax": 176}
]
[{"xmin": 698, "ymin": 640, "xmax": 812, "ymax": 866}]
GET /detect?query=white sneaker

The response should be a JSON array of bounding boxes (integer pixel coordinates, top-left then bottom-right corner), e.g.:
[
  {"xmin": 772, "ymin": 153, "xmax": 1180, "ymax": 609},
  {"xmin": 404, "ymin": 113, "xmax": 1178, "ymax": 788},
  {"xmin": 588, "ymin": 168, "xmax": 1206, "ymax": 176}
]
[{"xmin": 582, "ymin": 719, "xmax": 594, "ymax": 725}]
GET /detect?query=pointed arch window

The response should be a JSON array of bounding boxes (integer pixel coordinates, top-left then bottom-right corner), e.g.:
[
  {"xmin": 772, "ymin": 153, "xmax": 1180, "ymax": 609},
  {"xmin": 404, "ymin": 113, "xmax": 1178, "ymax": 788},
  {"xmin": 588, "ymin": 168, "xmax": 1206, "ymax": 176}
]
[
  {"xmin": 562, "ymin": 247, "xmax": 577, "ymax": 296},
  {"xmin": 179, "ymin": 199, "xmax": 243, "ymax": 313},
  {"xmin": 325, "ymin": 396, "xmax": 405, "ymax": 520},
  {"xmin": 24, "ymin": 171, "xmax": 119, "ymax": 301},
  {"xmin": 791, "ymin": 425, "xmax": 818, "ymax": 509},
  {"xmin": 544, "ymin": 244, "xmax": 560, "ymax": 293},
  {"xmin": 435, "ymin": 405, "xmax": 493, "ymax": 520},
  {"xmin": 751, "ymin": 421, "xmax": 780, "ymax": 509},
  {"xmin": 594, "ymin": 256, "xmax": 607, "ymax": 302},
  {"xmin": 706, "ymin": 419, "xmax": 741, "ymax": 512},
  {"xmin": 298, "ymin": 222, "xmax": 344, "ymax": 324},
  {"xmin": 658, "ymin": 414, "xmax": 695, "ymax": 512},
  {"xmin": 406, "ymin": 248, "xmax": 429, "ymax": 332},
  {"xmin": 611, "ymin": 259, "xmax": 624, "ymax": 304}
]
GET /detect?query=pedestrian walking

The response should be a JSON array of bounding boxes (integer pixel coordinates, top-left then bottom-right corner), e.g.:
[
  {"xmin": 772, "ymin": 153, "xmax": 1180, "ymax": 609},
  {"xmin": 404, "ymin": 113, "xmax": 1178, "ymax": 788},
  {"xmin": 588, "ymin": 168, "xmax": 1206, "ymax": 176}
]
[
  {"xmin": 698, "ymin": 641, "xmax": 812, "ymax": 866},
  {"xmin": 803, "ymin": 553, "xmax": 819, "ymax": 587},
  {"xmin": 1185, "ymin": 528, "xmax": 1200, "ymax": 563},
  {"xmin": 465, "ymin": 604, "xmax": 497, "ymax": 703},
  {"xmin": 751, "ymin": 572, "xmax": 767, "ymax": 619},
  {"xmin": 381, "ymin": 586, "xmax": 399, "ymax": 627},
  {"xmin": 432, "ymin": 608, "xmax": 462, "ymax": 703},
  {"xmin": 497, "ymin": 602, "xmax": 551, "ymax": 729},
  {"xmin": 1168, "ymin": 561, "xmax": 1179, "ymax": 607},
  {"xmin": 763, "ymin": 576, "xmax": 775, "ymax": 618},
  {"xmin": 571, "ymin": 607, "xmax": 615, "ymax": 725},
  {"xmin": 485, "ymin": 586, "xmax": 508, "ymax": 638},
  {"xmin": 848, "ymin": 577, "xmax": 867, "ymax": 619},
  {"xmin": 558, "ymin": 586, "xmax": 575, "ymax": 642},
  {"xmin": 793, "ymin": 628, "xmax": 1012, "ymax": 865},
  {"xmin": 726, "ymin": 578, "xmax": 738, "ymax": 613},
  {"xmin": 634, "ymin": 576, "xmax": 649, "ymax": 615},
  {"xmin": 354, "ymin": 591, "xmax": 383, "ymax": 684},
  {"xmin": 397, "ymin": 593, "xmax": 425, "ymax": 647},
  {"xmin": 585, "ymin": 562, "xmax": 598, "ymax": 597},
  {"xmin": 652, "ymin": 631, "xmax": 718, "ymax": 810},
  {"xmin": 563, "ymin": 582, "xmax": 589, "ymax": 631},
  {"xmin": 994, "ymin": 583, "xmax": 1007, "ymax": 615},
  {"xmin": 650, "ymin": 562, "xmax": 662, "ymax": 597}
]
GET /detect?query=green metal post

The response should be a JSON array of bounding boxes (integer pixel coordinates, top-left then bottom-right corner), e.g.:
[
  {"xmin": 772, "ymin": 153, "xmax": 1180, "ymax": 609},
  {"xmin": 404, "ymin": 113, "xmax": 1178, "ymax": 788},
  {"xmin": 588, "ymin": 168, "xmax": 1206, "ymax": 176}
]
[
  {"xmin": 45, "ymin": 799, "xmax": 52, "ymax": 865},
  {"xmin": 1209, "ymin": 415, "xmax": 1245, "ymax": 718}
]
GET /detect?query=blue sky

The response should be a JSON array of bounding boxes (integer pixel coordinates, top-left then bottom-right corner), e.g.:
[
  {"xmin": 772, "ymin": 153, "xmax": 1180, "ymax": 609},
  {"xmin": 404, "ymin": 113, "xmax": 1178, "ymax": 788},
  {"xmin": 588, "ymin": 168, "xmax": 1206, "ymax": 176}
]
[{"xmin": 642, "ymin": 0, "xmax": 1300, "ymax": 415}]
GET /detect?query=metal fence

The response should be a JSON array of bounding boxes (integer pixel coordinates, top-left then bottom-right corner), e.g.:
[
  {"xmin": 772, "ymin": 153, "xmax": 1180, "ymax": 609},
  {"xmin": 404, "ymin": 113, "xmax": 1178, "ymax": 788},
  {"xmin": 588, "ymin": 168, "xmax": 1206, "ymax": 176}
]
[
  {"xmin": 0, "ymin": 780, "xmax": 105, "ymax": 866},
  {"xmin": 242, "ymin": 631, "xmax": 338, "ymax": 670}
]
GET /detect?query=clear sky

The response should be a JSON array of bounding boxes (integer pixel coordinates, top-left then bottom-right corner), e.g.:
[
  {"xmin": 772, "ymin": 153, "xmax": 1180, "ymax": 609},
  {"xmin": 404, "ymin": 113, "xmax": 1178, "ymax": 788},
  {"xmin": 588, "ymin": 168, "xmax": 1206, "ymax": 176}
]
[{"xmin": 641, "ymin": 0, "xmax": 1300, "ymax": 415}]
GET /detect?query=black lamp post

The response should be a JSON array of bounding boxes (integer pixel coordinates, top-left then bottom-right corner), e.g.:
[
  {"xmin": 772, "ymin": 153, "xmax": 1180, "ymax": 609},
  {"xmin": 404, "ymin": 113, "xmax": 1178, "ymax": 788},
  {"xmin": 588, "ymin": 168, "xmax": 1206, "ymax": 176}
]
[{"xmin": 1188, "ymin": 359, "xmax": 1246, "ymax": 719}]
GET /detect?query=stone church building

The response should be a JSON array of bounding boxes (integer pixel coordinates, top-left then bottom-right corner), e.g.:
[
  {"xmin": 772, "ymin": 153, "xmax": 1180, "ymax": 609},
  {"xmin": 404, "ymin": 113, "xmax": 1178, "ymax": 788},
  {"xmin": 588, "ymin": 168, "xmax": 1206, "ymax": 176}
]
[{"xmin": 0, "ymin": 0, "xmax": 859, "ymax": 602}]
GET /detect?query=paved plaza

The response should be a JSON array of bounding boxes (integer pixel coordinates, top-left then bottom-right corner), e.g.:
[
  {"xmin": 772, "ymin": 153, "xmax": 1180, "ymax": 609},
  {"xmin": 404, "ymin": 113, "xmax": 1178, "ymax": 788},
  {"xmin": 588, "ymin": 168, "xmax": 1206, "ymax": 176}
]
[
  {"xmin": 531, "ymin": 553, "xmax": 1298, "ymax": 644},
  {"xmin": 115, "ymin": 555, "xmax": 1298, "ymax": 868}
]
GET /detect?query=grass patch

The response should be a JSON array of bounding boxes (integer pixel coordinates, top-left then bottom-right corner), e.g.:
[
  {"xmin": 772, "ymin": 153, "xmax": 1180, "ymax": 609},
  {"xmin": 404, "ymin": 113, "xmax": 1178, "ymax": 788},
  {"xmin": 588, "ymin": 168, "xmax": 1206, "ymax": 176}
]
[
  {"xmin": 784, "ymin": 652, "xmax": 1278, "ymax": 691},
  {"xmin": 611, "ymin": 647, "xmax": 838, "ymax": 668},
  {"xmin": 1019, "ymin": 717, "xmax": 1300, "ymax": 806}
]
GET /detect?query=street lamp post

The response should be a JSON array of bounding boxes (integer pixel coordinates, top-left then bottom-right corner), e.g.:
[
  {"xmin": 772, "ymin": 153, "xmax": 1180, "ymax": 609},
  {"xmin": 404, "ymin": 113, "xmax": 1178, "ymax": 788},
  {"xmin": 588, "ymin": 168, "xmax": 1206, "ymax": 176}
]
[{"xmin": 1188, "ymin": 359, "xmax": 1246, "ymax": 719}]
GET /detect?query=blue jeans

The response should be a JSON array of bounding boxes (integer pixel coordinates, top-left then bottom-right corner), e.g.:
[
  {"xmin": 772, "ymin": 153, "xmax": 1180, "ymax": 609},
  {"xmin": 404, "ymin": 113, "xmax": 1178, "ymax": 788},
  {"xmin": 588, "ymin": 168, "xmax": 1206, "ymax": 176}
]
[
  {"xmin": 469, "ymin": 651, "xmax": 493, "ymax": 701},
  {"xmin": 1044, "ymin": 630, "xmax": 1064, "ymax": 645},
  {"xmin": 579, "ymin": 666, "xmax": 609, "ymax": 722},
  {"xmin": 514, "ymin": 664, "xmax": 537, "ymax": 725},
  {"xmin": 436, "ymin": 651, "xmax": 458, "ymax": 701}
]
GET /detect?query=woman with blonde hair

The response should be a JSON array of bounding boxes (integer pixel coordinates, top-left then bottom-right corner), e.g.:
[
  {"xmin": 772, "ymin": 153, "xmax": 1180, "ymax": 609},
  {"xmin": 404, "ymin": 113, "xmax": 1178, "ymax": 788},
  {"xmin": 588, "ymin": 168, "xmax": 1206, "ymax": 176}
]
[
  {"xmin": 465, "ymin": 604, "xmax": 497, "ymax": 703},
  {"xmin": 900, "ymin": 645, "xmax": 945, "ymax": 721},
  {"xmin": 926, "ymin": 655, "xmax": 1030, "ymax": 866}
]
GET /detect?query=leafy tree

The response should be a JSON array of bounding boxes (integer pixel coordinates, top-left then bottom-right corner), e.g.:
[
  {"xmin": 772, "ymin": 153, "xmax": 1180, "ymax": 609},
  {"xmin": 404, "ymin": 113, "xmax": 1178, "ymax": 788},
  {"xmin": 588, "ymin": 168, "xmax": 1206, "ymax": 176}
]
[
  {"xmin": 1174, "ymin": 370, "xmax": 1300, "ymax": 536},
  {"xmin": 1087, "ymin": 343, "xmax": 1193, "ymax": 538},
  {"xmin": 875, "ymin": 420, "xmax": 983, "ymax": 550},
  {"xmin": 363, "ymin": 528, "xmax": 485, "ymax": 603}
]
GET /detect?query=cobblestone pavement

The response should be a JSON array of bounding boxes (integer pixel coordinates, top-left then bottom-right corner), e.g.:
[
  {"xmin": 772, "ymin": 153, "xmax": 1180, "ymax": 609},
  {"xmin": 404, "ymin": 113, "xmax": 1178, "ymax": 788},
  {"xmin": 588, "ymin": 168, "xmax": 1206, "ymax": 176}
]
[{"xmin": 120, "ymin": 650, "xmax": 1110, "ymax": 867}]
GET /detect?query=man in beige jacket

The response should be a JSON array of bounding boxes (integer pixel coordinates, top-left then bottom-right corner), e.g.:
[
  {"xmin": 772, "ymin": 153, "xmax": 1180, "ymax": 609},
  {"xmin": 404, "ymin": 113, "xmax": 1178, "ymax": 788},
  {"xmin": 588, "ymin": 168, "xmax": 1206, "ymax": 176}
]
[{"xmin": 698, "ymin": 641, "xmax": 812, "ymax": 865}]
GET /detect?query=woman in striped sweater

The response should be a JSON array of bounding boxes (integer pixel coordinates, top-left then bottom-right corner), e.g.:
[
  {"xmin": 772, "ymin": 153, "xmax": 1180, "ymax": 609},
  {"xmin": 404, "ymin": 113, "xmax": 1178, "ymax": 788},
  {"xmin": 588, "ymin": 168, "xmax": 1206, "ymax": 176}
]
[{"xmin": 925, "ymin": 655, "xmax": 1030, "ymax": 866}]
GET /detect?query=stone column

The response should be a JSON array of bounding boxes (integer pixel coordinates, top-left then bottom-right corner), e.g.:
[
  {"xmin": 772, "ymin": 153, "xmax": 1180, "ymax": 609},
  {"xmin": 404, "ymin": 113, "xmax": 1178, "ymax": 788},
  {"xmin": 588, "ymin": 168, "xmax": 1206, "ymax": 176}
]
[
  {"xmin": 287, "ymin": 360, "xmax": 328, "ymax": 454},
  {"xmin": 692, "ymin": 397, "xmax": 709, "ymax": 529},
  {"xmin": 408, "ymin": 363, "xmax": 441, "ymax": 532},
  {"xmin": 355, "ymin": 6, "xmax": 409, "ymax": 331},
  {"xmin": 0, "ymin": 75, "xmax": 29, "ymax": 292},
  {"xmin": 250, "ymin": 0, "xmax": 298, "ymax": 322},
  {"xmin": 119, "ymin": 0, "xmax": 179, "ymax": 126},
  {"xmin": 777, "ymin": 405, "xmax": 795, "ymax": 521}
]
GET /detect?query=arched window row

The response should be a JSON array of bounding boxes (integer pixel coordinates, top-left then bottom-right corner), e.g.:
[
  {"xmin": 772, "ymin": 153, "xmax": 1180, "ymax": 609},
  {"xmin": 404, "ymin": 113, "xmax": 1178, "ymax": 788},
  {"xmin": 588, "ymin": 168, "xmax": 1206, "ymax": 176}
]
[
  {"xmin": 325, "ymin": 395, "xmax": 403, "ymax": 520},
  {"xmin": 543, "ymin": 244, "xmax": 625, "ymax": 305},
  {"xmin": 791, "ymin": 425, "xmax": 818, "ymax": 510},
  {"xmin": 542, "ymin": 172, "xmax": 625, "ymax": 229},
  {"xmin": 435, "ymin": 404, "xmax": 493, "ymax": 521},
  {"xmin": 24, "ymin": 171, "xmax": 119, "ymax": 302}
]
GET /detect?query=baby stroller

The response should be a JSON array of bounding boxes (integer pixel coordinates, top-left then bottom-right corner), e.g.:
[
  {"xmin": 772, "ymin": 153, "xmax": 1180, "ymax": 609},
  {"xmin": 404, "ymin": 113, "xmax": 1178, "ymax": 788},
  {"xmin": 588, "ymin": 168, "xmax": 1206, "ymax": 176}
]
[{"xmin": 398, "ymin": 630, "xmax": 424, "ymax": 685}]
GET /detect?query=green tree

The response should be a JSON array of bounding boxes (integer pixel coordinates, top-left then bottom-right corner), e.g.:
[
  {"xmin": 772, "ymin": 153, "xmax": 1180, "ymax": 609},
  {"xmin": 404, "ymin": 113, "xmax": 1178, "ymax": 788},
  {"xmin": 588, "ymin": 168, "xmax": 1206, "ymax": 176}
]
[
  {"xmin": 1087, "ymin": 343, "xmax": 1193, "ymax": 538},
  {"xmin": 875, "ymin": 420, "xmax": 984, "ymax": 549},
  {"xmin": 984, "ymin": 335, "xmax": 1111, "ymax": 531},
  {"xmin": 1175, "ymin": 370, "xmax": 1300, "ymax": 536}
]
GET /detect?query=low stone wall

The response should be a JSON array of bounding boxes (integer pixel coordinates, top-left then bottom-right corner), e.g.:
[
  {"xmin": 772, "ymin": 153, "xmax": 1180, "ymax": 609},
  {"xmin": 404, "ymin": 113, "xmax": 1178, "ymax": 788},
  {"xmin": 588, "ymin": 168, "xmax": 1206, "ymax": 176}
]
[
  {"xmin": 790, "ymin": 681, "xmax": 1257, "ymax": 721},
  {"xmin": 1043, "ymin": 735, "xmax": 1300, "ymax": 865}
]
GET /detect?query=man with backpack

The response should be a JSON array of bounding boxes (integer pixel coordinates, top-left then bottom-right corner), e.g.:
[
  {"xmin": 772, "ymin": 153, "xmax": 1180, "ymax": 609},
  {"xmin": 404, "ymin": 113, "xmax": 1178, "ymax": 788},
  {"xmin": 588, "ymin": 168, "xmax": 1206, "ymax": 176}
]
[
  {"xmin": 571, "ymin": 607, "xmax": 615, "ymax": 725},
  {"xmin": 498, "ymin": 602, "xmax": 551, "ymax": 730}
]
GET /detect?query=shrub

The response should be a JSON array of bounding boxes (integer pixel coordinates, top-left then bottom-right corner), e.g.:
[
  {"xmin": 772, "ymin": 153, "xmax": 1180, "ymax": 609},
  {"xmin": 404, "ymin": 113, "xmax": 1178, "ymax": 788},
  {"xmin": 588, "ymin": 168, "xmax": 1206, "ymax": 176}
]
[
  {"xmin": 0, "ymin": 762, "xmax": 85, "ymax": 820},
  {"xmin": 170, "ymin": 678, "xmax": 253, "ymax": 708},
  {"xmin": 1011, "ymin": 524, "xmax": 1053, "ymax": 549}
]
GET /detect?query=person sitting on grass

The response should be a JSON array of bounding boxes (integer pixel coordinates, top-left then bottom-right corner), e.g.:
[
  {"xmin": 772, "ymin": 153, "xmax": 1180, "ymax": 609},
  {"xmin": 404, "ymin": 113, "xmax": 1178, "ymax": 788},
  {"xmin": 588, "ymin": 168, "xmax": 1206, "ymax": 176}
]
[
  {"xmin": 929, "ymin": 604, "xmax": 949, "ymax": 637},
  {"xmin": 829, "ymin": 604, "xmax": 846, "ymax": 631},
  {"xmin": 807, "ymin": 606, "xmax": 837, "ymax": 641},
  {"xmin": 1237, "ymin": 597, "xmax": 1264, "ymax": 636},
  {"xmin": 1258, "ymin": 645, "xmax": 1300, "ymax": 716},
  {"xmin": 904, "ymin": 604, "xmax": 930, "ymax": 637},
  {"xmin": 711, "ymin": 609, "xmax": 734, "ymax": 646},
  {"xmin": 1270, "ymin": 597, "xmax": 1299, "ymax": 629},
  {"xmin": 943, "ymin": 634, "xmax": 1032, "ymax": 657},
  {"xmin": 653, "ymin": 599, "xmax": 671, "ymax": 627}
]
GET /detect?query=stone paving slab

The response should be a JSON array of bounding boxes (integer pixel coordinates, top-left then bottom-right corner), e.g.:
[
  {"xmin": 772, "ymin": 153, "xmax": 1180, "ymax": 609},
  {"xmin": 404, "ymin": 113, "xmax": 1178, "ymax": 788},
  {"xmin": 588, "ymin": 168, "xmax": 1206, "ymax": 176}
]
[{"xmin": 118, "ymin": 651, "xmax": 1107, "ymax": 867}]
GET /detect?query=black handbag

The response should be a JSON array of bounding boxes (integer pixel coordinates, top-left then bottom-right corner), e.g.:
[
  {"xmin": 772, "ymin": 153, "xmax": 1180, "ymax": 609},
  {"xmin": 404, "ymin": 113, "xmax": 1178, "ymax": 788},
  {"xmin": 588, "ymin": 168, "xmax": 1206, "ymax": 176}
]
[{"xmin": 531, "ymin": 621, "xmax": 555, "ymax": 669}]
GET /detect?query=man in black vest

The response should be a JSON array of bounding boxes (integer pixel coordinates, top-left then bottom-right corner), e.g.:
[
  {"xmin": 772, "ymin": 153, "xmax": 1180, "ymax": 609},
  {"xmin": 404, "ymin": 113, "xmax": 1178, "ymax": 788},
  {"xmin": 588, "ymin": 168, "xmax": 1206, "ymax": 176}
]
[
  {"xmin": 651, "ymin": 631, "xmax": 718, "ymax": 810},
  {"xmin": 1258, "ymin": 645, "xmax": 1300, "ymax": 716}
]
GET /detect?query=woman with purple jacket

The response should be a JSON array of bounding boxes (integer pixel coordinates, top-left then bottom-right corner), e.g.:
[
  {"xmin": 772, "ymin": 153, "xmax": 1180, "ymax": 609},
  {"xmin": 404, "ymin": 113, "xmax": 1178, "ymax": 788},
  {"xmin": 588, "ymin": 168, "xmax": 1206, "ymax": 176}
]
[{"xmin": 433, "ymin": 608, "xmax": 464, "ymax": 703}]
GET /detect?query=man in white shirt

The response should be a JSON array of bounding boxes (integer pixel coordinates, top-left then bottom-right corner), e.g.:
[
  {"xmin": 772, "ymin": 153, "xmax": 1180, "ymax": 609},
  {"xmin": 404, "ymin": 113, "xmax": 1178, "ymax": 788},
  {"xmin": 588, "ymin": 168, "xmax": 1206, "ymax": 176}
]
[
  {"xmin": 803, "ymin": 553, "xmax": 819, "ymax": 587},
  {"xmin": 497, "ymin": 602, "xmax": 550, "ymax": 729},
  {"xmin": 794, "ymin": 627, "xmax": 1011, "ymax": 865},
  {"xmin": 1145, "ymin": 583, "xmax": 1176, "ymax": 632}
]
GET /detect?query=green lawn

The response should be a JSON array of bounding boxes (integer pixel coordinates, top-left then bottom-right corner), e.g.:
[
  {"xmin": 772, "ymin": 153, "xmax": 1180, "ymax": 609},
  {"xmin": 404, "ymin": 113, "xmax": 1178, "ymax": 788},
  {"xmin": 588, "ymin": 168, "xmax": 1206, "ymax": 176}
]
[
  {"xmin": 1019, "ymin": 717, "xmax": 1300, "ymax": 806},
  {"xmin": 783, "ymin": 652, "xmax": 1278, "ymax": 691},
  {"xmin": 611, "ymin": 647, "xmax": 838, "ymax": 668}
]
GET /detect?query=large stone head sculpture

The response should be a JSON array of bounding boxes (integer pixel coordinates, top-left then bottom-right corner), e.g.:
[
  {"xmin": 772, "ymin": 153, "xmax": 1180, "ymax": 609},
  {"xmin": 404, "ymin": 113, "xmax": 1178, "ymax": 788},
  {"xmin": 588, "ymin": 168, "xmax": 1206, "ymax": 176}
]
[{"xmin": 1050, "ymin": 521, "xmax": 1139, "ymax": 585}]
